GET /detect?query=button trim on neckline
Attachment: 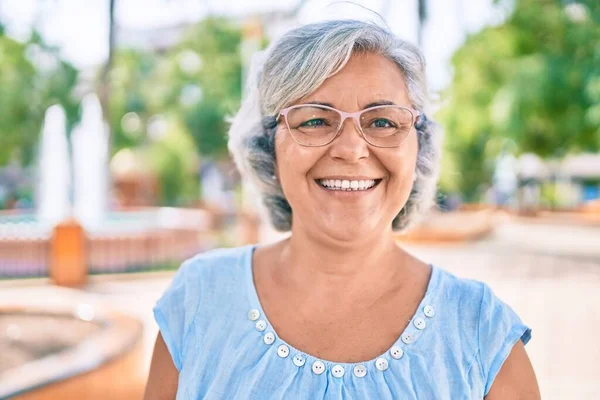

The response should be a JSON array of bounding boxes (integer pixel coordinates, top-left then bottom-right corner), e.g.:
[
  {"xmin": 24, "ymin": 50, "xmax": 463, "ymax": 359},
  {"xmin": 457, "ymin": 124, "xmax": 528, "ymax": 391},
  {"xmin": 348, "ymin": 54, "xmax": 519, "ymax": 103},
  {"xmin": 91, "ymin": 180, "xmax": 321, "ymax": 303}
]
[{"xmin": 244, "ymin": 244, "xmax": 440, "ymax": 377}]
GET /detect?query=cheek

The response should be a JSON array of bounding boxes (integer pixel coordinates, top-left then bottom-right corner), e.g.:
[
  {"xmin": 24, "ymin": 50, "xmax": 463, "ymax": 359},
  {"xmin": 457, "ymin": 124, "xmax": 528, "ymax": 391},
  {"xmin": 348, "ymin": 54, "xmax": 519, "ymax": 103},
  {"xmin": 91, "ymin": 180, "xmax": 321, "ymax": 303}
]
[
  {"xmin": 275, "ymin": 131, "xmax": 295, "ymax": 179},
  {"xmin": 380, "ymin": 145, "xmax": 418, "ymax": 183},
  {"xmin": 402, "ymin": 131, "xmax": 419, "ymax": 164},
  {"xmin": 275, "ymin": 132, "xmax": 320, "ymax": 182}
]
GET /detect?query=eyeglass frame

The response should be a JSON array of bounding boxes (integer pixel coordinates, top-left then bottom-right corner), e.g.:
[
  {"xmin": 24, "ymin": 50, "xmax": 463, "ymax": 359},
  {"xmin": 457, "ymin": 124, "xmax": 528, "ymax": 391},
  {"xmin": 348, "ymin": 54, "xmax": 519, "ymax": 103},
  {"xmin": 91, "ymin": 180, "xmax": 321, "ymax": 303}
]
[{"xmin": 278, "ymin": 103, "xmax": 420, "ymax": 148}]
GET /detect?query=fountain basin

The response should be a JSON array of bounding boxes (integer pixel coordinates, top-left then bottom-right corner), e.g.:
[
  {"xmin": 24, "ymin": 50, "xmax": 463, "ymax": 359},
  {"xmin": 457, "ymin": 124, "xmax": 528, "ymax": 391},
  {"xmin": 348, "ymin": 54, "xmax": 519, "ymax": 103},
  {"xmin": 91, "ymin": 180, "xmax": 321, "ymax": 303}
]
[{"xmin": 0, "ymin": 289, "xmax": 144, "ymax": 399}]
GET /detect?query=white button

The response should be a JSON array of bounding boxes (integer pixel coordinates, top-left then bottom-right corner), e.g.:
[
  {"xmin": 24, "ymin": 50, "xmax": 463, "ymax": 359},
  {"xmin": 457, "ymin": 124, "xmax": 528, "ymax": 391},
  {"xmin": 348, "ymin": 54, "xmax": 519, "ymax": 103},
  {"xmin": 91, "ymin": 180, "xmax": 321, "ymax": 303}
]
[
  {"xmin": 414, "ymin": 317, "xmax": 427, "ymax": 330},
  {"xmin": 312, "ymin": 360, "xmax": 325, "ymax": 375},
  {"xmin": 255, "ymin": 320, "xmax": 267, "ymax": 332},
  {"xmin": 353, "ymin": 364, "xmax": 367, "ymax": 378},
  {"xmin": 331, "ymin": 364, "xmax": 345, "ymax": 378},
  {"xmin": 401, "ymin": 333, "xmax": 413, "ymax": 344},
  {"xmin": 293, "ymin": 354, "xmax": 306, "ymax": 367},
  {"xmin": 390, "ymin": 346, "xmax": 404, "ymax": 359},
  {"xmin": 375, "ymin": 358, "xmax": 389, "ymax": 371},
  {"xmin": 248, "ymin": 309, "xmax": 260, "ymax": 321},
  {"xmin": 424, "ymin": 305, "xmax": 435, "ymax": 318},
  {"xmin": 264, "ymin": 332, "xmax": 275, "ymax": 345},
  {"xmin": 277, "ymin": 344, "xmax": 290, "ymax": 358}
]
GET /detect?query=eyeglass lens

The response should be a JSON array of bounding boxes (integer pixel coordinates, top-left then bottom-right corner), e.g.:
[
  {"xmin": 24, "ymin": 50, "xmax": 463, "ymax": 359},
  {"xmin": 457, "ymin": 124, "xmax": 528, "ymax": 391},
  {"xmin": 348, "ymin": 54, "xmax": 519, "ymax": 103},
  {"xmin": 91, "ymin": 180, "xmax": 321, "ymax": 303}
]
[{"xmin": 285, "ymin": 105, "xmax": 414, "ymax": 147}]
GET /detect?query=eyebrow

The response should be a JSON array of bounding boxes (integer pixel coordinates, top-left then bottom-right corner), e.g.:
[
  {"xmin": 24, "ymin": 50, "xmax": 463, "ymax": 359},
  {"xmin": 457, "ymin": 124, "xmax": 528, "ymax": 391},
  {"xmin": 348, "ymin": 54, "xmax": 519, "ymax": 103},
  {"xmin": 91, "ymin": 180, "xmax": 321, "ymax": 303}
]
[{"xmin": 304, "ymin": 100, "xmax": 397, "ymax": 109}]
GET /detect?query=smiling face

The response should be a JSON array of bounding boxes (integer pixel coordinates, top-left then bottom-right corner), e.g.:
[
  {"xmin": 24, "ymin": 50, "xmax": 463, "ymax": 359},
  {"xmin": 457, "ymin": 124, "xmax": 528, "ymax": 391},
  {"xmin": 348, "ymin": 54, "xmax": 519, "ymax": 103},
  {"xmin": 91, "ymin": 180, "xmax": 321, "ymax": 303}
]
[{"xmin": 274, "ymin": 52, "xmax": 419, "ymax": 242}]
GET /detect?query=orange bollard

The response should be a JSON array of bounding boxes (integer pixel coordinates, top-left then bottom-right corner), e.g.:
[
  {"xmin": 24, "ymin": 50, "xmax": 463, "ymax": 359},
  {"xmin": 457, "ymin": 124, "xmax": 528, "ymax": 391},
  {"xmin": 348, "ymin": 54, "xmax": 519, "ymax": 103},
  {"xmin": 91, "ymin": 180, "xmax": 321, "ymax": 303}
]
[{"xmin": 50, "ymin": 218, "xmax": 87, "ymax": 287}]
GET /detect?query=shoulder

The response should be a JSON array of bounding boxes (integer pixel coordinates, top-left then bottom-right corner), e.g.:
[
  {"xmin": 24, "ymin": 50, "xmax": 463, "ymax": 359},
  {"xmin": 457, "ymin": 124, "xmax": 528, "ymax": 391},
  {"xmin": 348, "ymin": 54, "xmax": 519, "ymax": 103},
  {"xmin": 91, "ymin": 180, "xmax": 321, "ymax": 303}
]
[
  {"xmin": 178, "ymin": 245, "xmax": 250, "ymax": 277},
  {"xmin": 434, "ymin": 267, "xmax": 488, "ymax": 329},
  {"xmin": 433, "ymin": 267, "xmax": 532, "ymax": 396},
  {"xmin": 166, "ymin": 245, "xmax": 253, "ymax": 306},
  {"xmin": 435, "ymin": 267, "xmax": 485, "ymax": 306},
  {"xmin": 434, "ymin": 266, "xmax": 523, "ymax": 331},
  {"xmin": 159, "ymin": 244, "xmax": 254, "ymax": 312},
  {"xmin": 431, "ymin": 267, "xmax": 487, "ymax": 353},
  {"xmin": 152, "ymin": 245, "xmax": 253, "ymax": 371}
]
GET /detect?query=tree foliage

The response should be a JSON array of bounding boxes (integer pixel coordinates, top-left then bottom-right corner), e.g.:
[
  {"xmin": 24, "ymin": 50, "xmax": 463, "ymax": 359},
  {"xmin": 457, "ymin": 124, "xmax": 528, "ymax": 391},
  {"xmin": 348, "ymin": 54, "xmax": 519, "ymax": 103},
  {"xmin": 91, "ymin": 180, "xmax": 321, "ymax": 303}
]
[
  {"xmin": 107, "ymin": 17, "xmax": 255, "ymax": 204},
  {"xmin": 0, "ymin": 31, "xmax": 79, "ymax": 165},
  {"xmin": 438, "ymin": 0, "xmax": 600, "ymax": 201},
  {"xmin": 178, "ymin": 18, "xmax": 244, "ymax": 157},
  {"xmin": 108, "ymin": 17, "xmax": 246, "ymax": 157}
]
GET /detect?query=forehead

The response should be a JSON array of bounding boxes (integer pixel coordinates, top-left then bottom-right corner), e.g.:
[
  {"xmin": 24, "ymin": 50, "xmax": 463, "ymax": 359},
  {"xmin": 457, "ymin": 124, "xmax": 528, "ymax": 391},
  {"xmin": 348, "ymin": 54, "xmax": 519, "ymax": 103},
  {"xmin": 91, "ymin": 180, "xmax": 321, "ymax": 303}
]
[{"xmin": 298, "ymin": 52, "xmax": 411, "ymax": 107}]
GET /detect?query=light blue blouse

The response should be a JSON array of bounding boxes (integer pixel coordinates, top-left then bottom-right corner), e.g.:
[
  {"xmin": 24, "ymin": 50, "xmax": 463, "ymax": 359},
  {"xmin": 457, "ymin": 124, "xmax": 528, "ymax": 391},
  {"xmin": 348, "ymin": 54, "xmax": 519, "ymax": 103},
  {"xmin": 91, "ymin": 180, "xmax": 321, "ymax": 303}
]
[{"xmin": 153, "ymin": 244, "xmax": 531, "ymax": 399}]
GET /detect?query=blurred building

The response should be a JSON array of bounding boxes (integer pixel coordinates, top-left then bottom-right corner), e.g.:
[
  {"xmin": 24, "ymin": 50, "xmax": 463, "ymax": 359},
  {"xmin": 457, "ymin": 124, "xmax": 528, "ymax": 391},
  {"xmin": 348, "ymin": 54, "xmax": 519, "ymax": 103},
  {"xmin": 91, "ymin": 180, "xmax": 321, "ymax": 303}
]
[
  {"xmin": 0, "ymin": 163, "xmax": 35, "ymax": 210},
  {"xmin": 110, "ymin": 148, "xmax": 158, "ymax": 207},
  {"xmin": 516, "ymin": 153, "xmax": 600, "ymax": 210},
  {"xmin": 560, "ymin": 154, "xmax": 600, "ymax": 204}
]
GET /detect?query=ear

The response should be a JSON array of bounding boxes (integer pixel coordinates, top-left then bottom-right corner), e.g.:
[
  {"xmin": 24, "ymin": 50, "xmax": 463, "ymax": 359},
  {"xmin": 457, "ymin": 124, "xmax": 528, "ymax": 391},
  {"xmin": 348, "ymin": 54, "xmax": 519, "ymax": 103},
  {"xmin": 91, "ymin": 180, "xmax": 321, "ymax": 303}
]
[{"xmin": 272, "ymin": 165, "xmax": 280, "ymax": 183}]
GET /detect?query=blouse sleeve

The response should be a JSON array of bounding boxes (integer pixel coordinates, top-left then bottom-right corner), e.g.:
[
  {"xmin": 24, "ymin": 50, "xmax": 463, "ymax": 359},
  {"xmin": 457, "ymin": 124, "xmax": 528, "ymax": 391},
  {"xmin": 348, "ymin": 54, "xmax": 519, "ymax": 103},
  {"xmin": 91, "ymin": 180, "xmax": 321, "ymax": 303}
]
[
  {"xmin": 153, "ymin": 258, "xmax": 199, "ymax": 371},
  {"xmin": 478, "ymin": 283, "xmax": 532, "ymax": 396}
]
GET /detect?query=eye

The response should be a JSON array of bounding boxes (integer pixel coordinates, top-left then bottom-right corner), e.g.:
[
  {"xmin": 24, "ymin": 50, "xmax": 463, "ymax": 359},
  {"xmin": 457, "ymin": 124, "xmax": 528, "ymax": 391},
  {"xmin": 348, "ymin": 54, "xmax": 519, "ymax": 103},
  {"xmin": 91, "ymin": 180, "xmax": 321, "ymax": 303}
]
[
  {"xmin": 371, "ymin": 118, "xmax": 395, "ymax": 128},
  {"xmin": 300, "ymin": 118, "xmax": 328, "ymax": 128}
]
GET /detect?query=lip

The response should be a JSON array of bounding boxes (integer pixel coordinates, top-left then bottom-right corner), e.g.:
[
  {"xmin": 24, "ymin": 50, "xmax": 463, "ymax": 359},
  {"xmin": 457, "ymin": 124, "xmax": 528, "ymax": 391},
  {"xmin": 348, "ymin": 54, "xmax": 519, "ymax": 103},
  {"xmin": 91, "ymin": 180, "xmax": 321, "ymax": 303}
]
[
  {"xmin": 313, "ymin": 177, "xmax": 383, "ymax": 196},
  {"xmin": 314, "ymin": 176, "xmax": 383, "ymax": 181}
]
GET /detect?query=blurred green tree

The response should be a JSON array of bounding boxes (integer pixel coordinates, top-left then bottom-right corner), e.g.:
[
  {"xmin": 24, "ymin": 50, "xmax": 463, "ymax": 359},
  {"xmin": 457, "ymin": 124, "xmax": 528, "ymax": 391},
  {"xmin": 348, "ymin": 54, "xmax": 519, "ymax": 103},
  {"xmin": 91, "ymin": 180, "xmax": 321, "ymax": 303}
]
[
  {"xmin": 108, "ymin": 48, "xmax": 156, "ymax": 151},
  {"xmin": 438, "ymin": 0, "xmax": 600, "ymax": 201},
  {"xmin": 109, "ymin": 17, "xmax": 246, "ymax": 156},
  {"xmin": 0, "ymin": 31, "xmax": 79, "ymax": 165},
  {"xmin": 145, "ymin": 118, "xmax": 200, "ymax": 206},
  {"xmin": 108, "ymin": 17, "xmax": 256, "ymax": 204},
  {"xmin": 157, "ymin": 17, "xmax": 244, "ymax": 158}
]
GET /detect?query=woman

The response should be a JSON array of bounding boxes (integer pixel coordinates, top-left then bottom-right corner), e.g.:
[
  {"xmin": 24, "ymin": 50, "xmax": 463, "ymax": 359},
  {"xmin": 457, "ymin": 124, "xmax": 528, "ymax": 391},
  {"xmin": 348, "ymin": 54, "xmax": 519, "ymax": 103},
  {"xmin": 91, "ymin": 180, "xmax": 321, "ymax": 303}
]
[{"xmin": 145, "ymin": 20, "xmax": 540, "ymax": 399}]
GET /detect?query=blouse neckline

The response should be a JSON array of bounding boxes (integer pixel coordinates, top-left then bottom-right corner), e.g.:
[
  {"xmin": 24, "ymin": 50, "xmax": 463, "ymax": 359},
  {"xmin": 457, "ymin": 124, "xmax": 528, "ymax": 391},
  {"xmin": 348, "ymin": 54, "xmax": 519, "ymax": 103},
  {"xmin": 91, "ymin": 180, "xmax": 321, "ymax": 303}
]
[{"xmin": 242, "ymin": 243, "xmax": 441, "ymax": 373}]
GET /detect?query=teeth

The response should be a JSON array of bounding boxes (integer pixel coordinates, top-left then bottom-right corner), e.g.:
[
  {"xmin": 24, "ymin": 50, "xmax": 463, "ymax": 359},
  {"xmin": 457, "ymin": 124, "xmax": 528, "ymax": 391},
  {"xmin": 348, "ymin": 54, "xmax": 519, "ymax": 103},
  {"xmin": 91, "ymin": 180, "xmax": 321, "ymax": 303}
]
[{"xmin": 317, "ymin": 179, "xmax": 378, "ymax": 191}]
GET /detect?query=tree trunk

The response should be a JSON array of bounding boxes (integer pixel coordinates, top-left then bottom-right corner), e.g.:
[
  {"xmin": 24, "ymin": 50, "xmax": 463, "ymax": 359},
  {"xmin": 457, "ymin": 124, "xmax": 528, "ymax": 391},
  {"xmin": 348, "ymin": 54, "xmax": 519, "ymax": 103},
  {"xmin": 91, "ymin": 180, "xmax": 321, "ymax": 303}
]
[
  {"xmin": 100, "ymin": 0, "xmax": 116, "ymax": 153},
  {"xmin": 417, "ymin": 0, "xmax": 428, "ymax": 48}
]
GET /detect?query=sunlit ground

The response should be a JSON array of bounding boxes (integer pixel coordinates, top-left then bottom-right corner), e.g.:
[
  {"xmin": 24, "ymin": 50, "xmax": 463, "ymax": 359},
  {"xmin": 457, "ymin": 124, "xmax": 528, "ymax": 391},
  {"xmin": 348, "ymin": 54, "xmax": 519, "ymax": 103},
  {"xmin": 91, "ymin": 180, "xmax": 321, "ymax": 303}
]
[{"xmin": 2, "ymin": 216, "xmax": 597, "ymax": 399}]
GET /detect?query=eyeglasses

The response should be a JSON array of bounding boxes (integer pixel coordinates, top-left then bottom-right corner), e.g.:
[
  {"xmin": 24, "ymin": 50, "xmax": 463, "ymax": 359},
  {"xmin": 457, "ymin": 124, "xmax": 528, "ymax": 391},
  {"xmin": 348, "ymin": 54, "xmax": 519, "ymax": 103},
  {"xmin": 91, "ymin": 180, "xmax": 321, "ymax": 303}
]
[{"xmin": 279, "ymin": 104, "xmax": 419, "ymax": 148}]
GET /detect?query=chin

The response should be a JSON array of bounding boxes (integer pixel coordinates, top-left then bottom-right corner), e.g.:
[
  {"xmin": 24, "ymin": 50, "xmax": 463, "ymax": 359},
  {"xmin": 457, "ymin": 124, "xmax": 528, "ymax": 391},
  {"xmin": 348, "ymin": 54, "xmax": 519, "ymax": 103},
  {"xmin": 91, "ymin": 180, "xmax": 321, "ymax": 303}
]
[{"xmin": 318, "ymin": 220, "xmax": 378, "ymax": 243}]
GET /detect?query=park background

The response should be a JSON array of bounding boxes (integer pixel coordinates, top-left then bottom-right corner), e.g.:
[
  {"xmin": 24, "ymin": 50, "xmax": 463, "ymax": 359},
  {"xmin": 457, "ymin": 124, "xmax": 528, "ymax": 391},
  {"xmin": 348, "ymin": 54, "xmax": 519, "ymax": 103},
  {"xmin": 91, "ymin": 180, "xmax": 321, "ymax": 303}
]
[{"xmin": 0, "ymin": 0, "xmax": 599, "ymax": 399}]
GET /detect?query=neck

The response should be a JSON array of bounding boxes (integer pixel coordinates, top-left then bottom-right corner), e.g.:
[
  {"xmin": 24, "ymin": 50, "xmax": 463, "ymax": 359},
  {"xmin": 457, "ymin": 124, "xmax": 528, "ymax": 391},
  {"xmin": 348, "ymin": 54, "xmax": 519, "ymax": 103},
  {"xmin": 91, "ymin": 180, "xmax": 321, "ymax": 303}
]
[{"xmin": 273, "ymin": 221, "xmax": 406, "ymax": 300}]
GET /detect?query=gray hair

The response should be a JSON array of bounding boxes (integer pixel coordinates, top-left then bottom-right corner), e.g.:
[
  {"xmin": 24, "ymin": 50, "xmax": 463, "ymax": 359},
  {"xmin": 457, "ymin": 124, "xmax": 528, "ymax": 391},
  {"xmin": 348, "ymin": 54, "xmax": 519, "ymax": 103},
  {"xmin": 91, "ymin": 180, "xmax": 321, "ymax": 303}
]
[{"xmin": 228, "ymin": 19, "xmax": 442, "ymax": 232}]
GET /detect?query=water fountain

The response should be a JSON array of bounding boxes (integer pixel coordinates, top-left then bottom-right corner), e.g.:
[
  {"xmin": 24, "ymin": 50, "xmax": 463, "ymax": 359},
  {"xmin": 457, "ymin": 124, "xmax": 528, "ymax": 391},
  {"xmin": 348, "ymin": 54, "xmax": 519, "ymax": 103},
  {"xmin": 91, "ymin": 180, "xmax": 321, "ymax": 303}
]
[
  {"xmin": 1, "ymin": 94, "xmax": 212, "ymax": 278},
  {"xmin": 72, "ymin": 93, "xmax": 109, "ymax": 232},
  {"xmin": 35, "ymin": 105, "xmax": 72, "ymax": 230}
]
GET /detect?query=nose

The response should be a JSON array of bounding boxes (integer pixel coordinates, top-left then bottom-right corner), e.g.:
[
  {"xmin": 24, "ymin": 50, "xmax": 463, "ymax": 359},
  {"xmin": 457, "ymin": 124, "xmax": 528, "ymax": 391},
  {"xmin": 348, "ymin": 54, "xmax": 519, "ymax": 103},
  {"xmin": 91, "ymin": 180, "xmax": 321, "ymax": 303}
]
[{"xmin": 327, "ymin": 117, "xmax": 369, "ymax": 163}]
